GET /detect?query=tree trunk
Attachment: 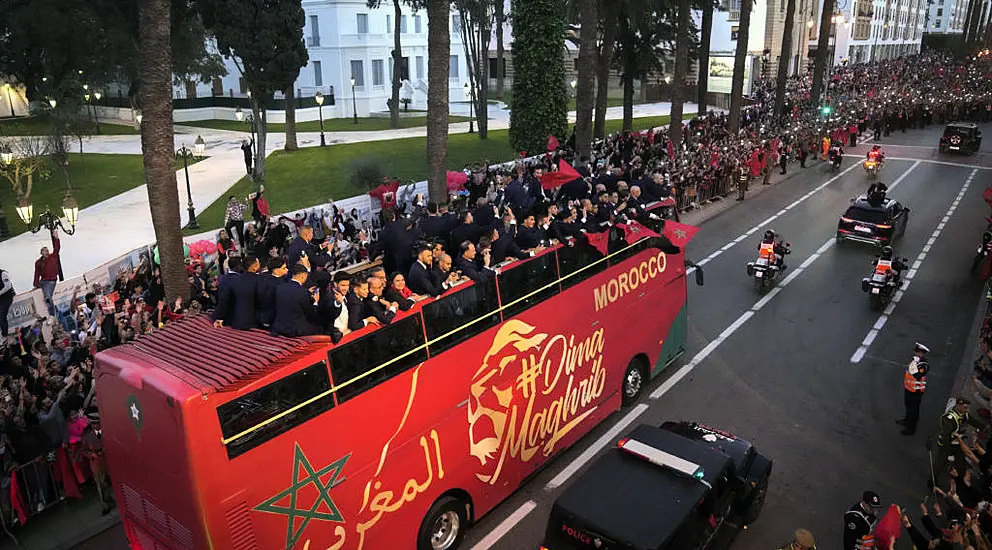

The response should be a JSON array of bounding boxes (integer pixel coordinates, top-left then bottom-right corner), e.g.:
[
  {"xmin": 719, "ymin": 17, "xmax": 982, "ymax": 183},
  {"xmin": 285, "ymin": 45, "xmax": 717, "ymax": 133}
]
[
  {"xmin": 476, "ymin": 16, "xmax": 490, "ymax": 139},
  {"xmin": 495, "ymin": 0, "xmax": 506, "ymax": 98},
  {"xmin": 138, "ymin": 0, "xmax": 185, "ymax": 302},
  {"xmin": 252, "ymin": 100, "xmax": 267, "ymax": 182},
  {"xmin": 390, "ymin": 0, "xmax": 403, "ymax": 128},
  {"xmin": 669, "ymin": 0, "xmax": 690, "ymax": 144},
  {"xmin": 968, "ymin": 0, "xmax": 983, "ymax": 42},
  {"xmin": 574, "ymin": 0, "xmax": 598, "ymax": 160},
  {"xmin": 426, "ymin": 0, "xmax": 450, "ymax": 202},
  {"xmin": 622, "ymin": 73, "xmax": 633, "ymax": 132},
  {"xmin": 696, "ymin": 1, "xmax": 713, "ymax": 113},
  {"xmin": 774, "ymin": 0, "xmax": 797, "ymax": 119},
  {"xmin": 594, "ymin": 7, "xmax": 617, "ymax": 140},
  {"xmin": 809, "ymin": 0, "xmax": 835, "ymax": 108},
  {"xmin": 284, "ymin": 85, "xmax": 298, "ymax": 151},
  {"xmin": 728, "ymin": 0, "xmax": 754, "ymax": 132}
]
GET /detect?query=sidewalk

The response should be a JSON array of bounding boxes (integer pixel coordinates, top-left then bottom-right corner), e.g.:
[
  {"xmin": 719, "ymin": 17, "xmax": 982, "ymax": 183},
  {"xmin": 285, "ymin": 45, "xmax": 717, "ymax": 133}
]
[
  {"xmin": 0, "ymin": 491, "xmax": 118, "ymax": 550},
  {"xmin": 0, "ymin": 101, "xmax": 705, "ymax": 293}
]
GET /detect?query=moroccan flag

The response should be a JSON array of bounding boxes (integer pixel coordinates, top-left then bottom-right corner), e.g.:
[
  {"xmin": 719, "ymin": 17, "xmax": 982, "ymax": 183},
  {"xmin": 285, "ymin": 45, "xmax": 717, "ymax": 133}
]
[
  {"xmin": 663, "ymin": 220, "xmax": 700, "ymax": 248},
  {"xmin": 540, "ymin": 160, "xmax": 583, "ymax": 190},
  {"xmin": 586, "ymin": 230, "xmax": 610, "ymax": 256},
  {"xmin": 10, "ymin": 471, "xmax": 28, "ymax": 525},
  {"xmin": 54, "ymin": 447, "xmax": 82, "ymax": 500},
  {"xmin": 983, "ymin": 187, "xmax": 992, "ymax": 208},
  {"xmin": 873, "ymin": 504, "xmax": 903, "ymax": 548},
  {"xmin": 617, "ymin": 222, "xmax": 661, "ymax": 244},
  {"xmin": 667, "ymin": 140, "xmax": 675, "ymax": 159},
  {"xmin": 547, "ymin": 135, "xmax": 560, "ymax": 152}
]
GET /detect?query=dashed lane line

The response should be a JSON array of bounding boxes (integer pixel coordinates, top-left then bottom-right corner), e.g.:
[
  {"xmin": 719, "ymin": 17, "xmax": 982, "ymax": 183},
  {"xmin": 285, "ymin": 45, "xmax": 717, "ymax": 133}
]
[
  {"xmin": 468, "ymin": 500, "xmax": 539, "ymax": 550},
  {"xmin": 850, "ymin": 167, "xmax": 976, "ymax": 363}
]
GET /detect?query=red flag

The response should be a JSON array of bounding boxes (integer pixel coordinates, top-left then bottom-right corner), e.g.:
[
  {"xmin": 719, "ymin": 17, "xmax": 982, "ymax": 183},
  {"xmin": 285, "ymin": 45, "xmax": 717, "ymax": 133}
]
[
  {"xmin": 617, "ymin": 222, "xmax": 661, "ymax": 245},
  {"xmin": 873, "ymin": 504, "xmax": 902, "ymax": 548},
  {"xmin": 54, "ymin": 447, "xmax": 82, "ymax": 500},
  {"xmin": 666, "ymin": 140, "xmax": 675, "ymax": 159},
  {"xmin": 10, "ymin": 471, "xmax": 28, "ymax": 525},
  {"xmin": 540, "ymin": 160, "xmax": 583, "ymax": 190},
  {"xmin": 586, "ymin": 230, "xmax": 610, "ymax": 256},
  {"xmin": 547, "ymin": 135, "xmax": 560, "ymax": 152},
  {"xmin": 983, "ymin": 187, "xmax": 992, "ymax": 208},
  {"xmin": 663, "ymin": 220, "xmax": 700, "ymax": 248}
]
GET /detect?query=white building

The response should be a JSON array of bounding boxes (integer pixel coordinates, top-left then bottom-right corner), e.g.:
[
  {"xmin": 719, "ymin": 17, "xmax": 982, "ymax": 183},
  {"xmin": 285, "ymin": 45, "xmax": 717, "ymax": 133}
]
[
  {"xmin": 177, "ymin": 0, "xmax": 473, "ymax": 119},
  {"xmin": 810, "ymin": 0, "xmax": 925, "ymax": 65},
  {"xmin": 924, "ymin": 0, "xmax": 973, "ymax": 33}
]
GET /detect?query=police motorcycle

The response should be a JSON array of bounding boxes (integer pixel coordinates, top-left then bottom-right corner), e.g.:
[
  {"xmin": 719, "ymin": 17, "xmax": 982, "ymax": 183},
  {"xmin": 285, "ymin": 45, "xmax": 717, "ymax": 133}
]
[
  {"xmin": 971, "ymin": 218, "xmax": 992, "ymax": 272},
  {"xmin": 829, "ymin": 146, "xmax": 844, "ymax": 173},
  {"xmin": 746, "ymin": 230, "xmax": 791, "ymax": 291},
  {"xmin": 863, "ymin": 147, "xmax": 884, "ymax": 180},
  {"xmin": 861, "ymin": 246, "xmax": 907, "ymax": 310}
]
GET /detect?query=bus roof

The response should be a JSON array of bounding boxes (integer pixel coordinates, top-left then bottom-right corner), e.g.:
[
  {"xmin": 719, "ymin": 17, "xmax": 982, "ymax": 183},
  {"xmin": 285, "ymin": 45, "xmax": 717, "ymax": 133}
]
[{"xmin": 98, "ymin": 315, "xmax": 326, "ymax": 393}]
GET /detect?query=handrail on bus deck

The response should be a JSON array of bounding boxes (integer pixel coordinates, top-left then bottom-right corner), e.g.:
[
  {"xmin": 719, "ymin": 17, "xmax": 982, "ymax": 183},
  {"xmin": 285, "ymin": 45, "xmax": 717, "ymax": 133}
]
[{"xmin": 219, "ymin": 234, "xmax": 690, "ymax": 446}]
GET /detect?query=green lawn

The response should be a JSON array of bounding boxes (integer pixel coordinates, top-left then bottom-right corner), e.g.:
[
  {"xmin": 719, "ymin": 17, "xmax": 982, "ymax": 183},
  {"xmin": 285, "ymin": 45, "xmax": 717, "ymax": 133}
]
[
  {"xmin": 0, "ymin": 115, "xmax": 139, "ymax": 136},
  {"xmin": 187, "ymin": 113, "xmax": 686, "ymax": 235},
  {"xmin": 181, "ymin": 115, "xmax": 472, "ymax": 133},
  {"xmin": 2, "ymin": 153, "xmax": 201, "ymax": 237}
]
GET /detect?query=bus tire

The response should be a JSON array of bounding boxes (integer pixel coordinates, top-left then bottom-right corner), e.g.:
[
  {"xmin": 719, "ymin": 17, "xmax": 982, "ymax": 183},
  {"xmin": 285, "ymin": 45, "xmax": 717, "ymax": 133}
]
[
  {"xmin": 418, "ymin": 495, "xmax": 468, "ymax": 550},
  {"xmin": 621, "ymin": 358, "xmax": 646, "ymax": 407}
]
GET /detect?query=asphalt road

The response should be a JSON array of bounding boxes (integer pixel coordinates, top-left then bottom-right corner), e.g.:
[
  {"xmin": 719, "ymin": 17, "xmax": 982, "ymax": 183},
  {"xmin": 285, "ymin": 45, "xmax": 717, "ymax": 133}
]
[{"xmin": 75, "ymin": 123, "xmax": 992, "ymax": 550}]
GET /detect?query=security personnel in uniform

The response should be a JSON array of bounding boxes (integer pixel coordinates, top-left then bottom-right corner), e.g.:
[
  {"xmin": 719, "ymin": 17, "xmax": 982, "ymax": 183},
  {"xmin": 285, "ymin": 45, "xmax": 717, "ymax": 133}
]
[
  {"xmin": 896, "ymin": 342, "xmax": 929, "ymax": 435},
  {"xmin": 843, "ymin": 491, "xmax": 881, "ymax": 550},
  {"xmin": 933, "ymin": 397, "xmax": 983, "ymax": 482},
  {"xmin": 777, "ymin": 528, "xmax": 816, "ymax": 550}
]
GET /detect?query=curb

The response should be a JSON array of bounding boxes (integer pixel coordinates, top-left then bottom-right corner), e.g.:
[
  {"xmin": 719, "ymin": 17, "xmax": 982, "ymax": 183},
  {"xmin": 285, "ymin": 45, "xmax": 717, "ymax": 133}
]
[{"xmin": 680, "ymin": 163, "xmax": 818, "ymax": 227}]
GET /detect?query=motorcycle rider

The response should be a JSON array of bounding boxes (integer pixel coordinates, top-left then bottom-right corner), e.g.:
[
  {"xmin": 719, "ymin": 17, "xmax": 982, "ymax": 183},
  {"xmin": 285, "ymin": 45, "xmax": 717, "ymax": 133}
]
[
  {"xmin": 866, "ymin": 144, "xmax": 885, "ymax": 164},
  {"xmin": 759, "ymin": 229, "xmax": 790, "ymax": 269},
  {"xmin": 873, "ymin": 245, "xmax": 906, "ymax": 286},
  {"xmin": 828, "ymin": 143, "xmax": 845, "ymax": 169}
]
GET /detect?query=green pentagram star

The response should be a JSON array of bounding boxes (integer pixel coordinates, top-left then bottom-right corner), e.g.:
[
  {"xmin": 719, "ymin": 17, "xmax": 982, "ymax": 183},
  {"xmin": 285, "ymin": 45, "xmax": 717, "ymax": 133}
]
[
  {"xmin": 254, "ymin": 444, "xmax": 351, "ymax": 550},
  {"xmin": 673, "ymin": 228, "xmax": 687, "ymax": 241}
]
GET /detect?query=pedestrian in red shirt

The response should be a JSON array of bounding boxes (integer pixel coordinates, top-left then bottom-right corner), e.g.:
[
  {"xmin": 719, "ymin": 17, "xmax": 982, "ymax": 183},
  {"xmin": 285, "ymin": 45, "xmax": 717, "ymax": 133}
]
[{"xmin": 33, "ymin": 229, "xmax": 61, "ymax": 317}]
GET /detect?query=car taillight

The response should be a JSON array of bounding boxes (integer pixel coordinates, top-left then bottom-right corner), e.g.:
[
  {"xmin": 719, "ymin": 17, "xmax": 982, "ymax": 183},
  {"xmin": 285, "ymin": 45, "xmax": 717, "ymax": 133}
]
[
  {"xmin": 876, "ymin": 224, "xmax": 891, "ymax": 229},
  {"xmin": 617, "ymin": 438, "xmax": 630, "ymax": 448},
  {"xmin": 840, "ymin": 217, "xmax": 853, "ymax": 223}
]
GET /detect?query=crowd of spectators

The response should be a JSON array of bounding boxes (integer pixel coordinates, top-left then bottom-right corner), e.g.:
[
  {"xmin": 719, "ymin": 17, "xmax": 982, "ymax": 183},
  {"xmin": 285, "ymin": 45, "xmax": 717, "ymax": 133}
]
[{"xmin": 1, "ymin": 51, "xmax": 992, "ymax": 538}]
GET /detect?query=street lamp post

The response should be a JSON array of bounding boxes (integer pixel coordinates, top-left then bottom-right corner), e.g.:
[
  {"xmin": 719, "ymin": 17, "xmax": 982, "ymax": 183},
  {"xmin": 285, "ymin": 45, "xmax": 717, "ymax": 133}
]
[
  {"xmin": 0, "ymin": 146, "xmax": 13, "ymax": 240},
  {"xmin": 315, "ymin": 91, "xmax": 326, "ymax": 146},
  {"xmin": 14, "ymin": 188, "xmax": 79, "ymax": 236},
  {"xmin": 176, "ymin": 144, "xmax": 200, "ymax": 230},
  {"xmin": 234, "ymin": 106, "xmax": 257, "ymax": 162},
  {"xmin": 350, "ymin": 78, "xmax": 358, "ymax": 124},
  {"xmin": 463, "ymin": 83, "xmax": 475, "ymax": 134},
  {"xmin": 93, "ymin": 91, "xmax": 102, "ymax": 133}
]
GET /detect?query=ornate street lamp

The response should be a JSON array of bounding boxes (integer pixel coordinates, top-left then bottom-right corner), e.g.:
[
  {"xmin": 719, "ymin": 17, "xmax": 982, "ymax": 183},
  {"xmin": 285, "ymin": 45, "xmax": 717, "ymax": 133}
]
[
  {"xmin": 315, "ymin": 91, "xmax": 326, "ymax": 146},
  {"xmin": 194, "ymin": 135, "xmax": 206, "ymax": 157},
  {"xmin": 48, "ymin": 98, "xmax": 57, "ymax": 109},
  {"xmin": 176, "ymin": 144, "xmax": 199, "ymax": 229},
  {"xmin": 234, "ymin": 107, "xmax": 257, "ymax": 162},
  {"xmin": 350, "ymin": 78, "xmax": 358, "ymax": 124},
  {"xmin": 16, "ymin": 189, "xmax": 79, "ymax": 235}
]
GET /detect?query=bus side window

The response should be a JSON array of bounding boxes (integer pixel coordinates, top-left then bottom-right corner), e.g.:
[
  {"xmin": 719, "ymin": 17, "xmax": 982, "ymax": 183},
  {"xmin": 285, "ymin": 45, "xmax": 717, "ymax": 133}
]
[
  {"xmin": 217, "ymin": 361, "xmax": 334, "ymax": 459},
  {"xmin": 498, "ymin": 252, "xmax": 560, "ymax": 319},
  {"xmin": 422, "ymin": 278, "xmax": 500, "ymax": 356},
  {"xmin": 330, "ymin": 315, "xmax": 428, "ymax": 404},
  {"xmin": 557, "ymin": 240, "xmax": 607, "ymax": 291}
]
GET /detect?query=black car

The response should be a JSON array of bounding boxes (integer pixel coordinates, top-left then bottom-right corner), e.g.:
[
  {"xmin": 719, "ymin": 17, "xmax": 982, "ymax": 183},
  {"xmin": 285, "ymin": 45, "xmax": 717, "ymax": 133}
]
[
  {"xmin": 836, "ymin": 195, "xmax": 909, "ymax": 246},
  {"xmin": 540, "ymin": 422, "xmax": 772, "ymax": 550},
  {"xmin": 939, "ymin": 122, "xmax": 982, "ymax": 154}
]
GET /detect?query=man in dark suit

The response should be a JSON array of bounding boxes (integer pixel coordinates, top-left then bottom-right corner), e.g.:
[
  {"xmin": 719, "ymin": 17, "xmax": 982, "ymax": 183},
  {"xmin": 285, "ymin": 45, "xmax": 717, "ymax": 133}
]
[
  {"xmin": 212, "ymin": 255, "xmax": 261, "ymax": 330},
  {"xmin": 318, "ymin": 271, "xmax": 352, "ymax": 339},
  {"xmin": 381, "ymin": 217, "xmax": 418, "ymax": 278},
  {"xmin": 365, "ymin": 277, "xmax": 398, "ymax": 325},
  {"xmin": 408, "ymin": 243, "xmax": 458, "ymax": 297},
  {"xmin": 525, "ymin": 166, "xmax": 547, "ymax": 203},
  {"xmin": 551, "ymin": 210, "xmax": 584, "ymax": 243},
  {"xmin": 270, "ymin": 264, "xmax": 322, "ymax": 337},
  {"xmin": 504, "ymin": 175, "xmax": 533, "ymax": 214},
  {"xmin": 344, "ymin": 279, "xmax": 380, "ymax": 332},
  {"xmin": 256, "ymin": 257, "xmax": 289, "ymax": 329},
  {"xmin": 516, "ymin": 214, "xmax": 547, "ymax": 250},
  {"xmin": 488, "ymin": 227, "xmax": 533, "ymax": 264},
  {"xmin": 432, "ymin": 253, "xmax": 455, "ymax": 288},
  {"xmin": 455, "ymin": 241, "xmax": 496, "ymax": 283},
  {"xmin": 449, "ymin": 210, "xmax": 483, "ymax": 253},
  {"xmin": 285, "ymin": 226, "xmax": 331, "ymax": 292},
  {"xmin": 418, "ymin": 202, "xmax": 448, "ymax": 241},
  {"xmin": 472, "ymin": 198, "xmax": 498, "ymax": 229}
]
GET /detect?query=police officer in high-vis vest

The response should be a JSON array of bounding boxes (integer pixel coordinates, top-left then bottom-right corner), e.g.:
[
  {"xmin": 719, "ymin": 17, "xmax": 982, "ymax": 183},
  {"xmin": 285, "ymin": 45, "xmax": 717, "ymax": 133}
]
[
  {"xmin": 933, "ymin": 397, "xmax": 983, "ymax": 481},
  {"xmin": 896, "ymin": 342, "xmax": 929, "ymax": 435},
  {"xmin": 843, "ymin": 491, "xmax": 881, "ymax": 550}
]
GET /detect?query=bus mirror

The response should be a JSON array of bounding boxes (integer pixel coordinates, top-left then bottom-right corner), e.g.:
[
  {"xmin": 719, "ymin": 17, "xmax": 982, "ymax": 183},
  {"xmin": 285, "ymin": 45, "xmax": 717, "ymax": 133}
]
[{"xmin": 695, "ymin": 267, "xmax": 704, "ymax": 286}]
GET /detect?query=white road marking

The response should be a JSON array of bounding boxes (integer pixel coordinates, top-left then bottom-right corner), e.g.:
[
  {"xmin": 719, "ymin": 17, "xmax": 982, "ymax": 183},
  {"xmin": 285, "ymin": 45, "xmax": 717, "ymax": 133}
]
[
  {"xmin": 850, "ymin": 168, "xmax": 977, "ymax": 363},
  {"xmin": 873, "ymin": 157, "xmax": 992, "ymax": 170},
  {"xmin": 469, "ymin": 501, "xmax": 539, "ymax": 550},
  {"xmin": 545, "ymin": 404, "xmax": 650, "ymax": 490}
]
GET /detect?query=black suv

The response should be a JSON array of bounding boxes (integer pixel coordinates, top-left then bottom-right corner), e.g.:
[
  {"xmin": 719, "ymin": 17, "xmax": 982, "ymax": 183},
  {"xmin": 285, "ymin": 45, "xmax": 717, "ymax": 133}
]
[
  {"xmin": 540, "ymin": 422, "xmax": 772, "ymax": 550},
  {"xmin": 940, "ymin": 122, "xmax": 982, "ymax": 154},
  {"xmin": 836, "ymin": 195, "xmax": 910, "ymax": 246}
]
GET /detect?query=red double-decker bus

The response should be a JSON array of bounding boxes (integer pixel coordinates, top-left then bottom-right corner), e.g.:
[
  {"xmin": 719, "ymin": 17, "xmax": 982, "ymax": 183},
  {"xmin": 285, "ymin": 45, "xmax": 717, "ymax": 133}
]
[{"xmin": 95, "ymin": 218, "xmax": 699, "ymax": 550}]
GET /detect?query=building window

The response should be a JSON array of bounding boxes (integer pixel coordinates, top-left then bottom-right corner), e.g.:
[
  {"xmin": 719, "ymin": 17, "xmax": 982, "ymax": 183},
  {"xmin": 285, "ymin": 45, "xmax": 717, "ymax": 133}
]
[
  {"xmin": 309, "ymin": 15, "xmax": 321, "ymax": 47},
  {"xmin": 453, "ymin": 14, "xmax": 462, "ymax": 34},
  {"xmin": 935, "ymin": 18, "xmax": 941, "ymax": 26},
  {"xmin": 450, "ymin": 55, "xmax": 459, "ymax": 79},
  {"xmin": 313, "ymin": 60, "xmax": 323, "ymax": 87},
  {"xmin": 415, "ymin": 14, "xmax": 422, "ymax": 33},
  {"xmin": 489, "ymin": 57, "xmax": 506, "ymax": 77},
  {"xmin": 937, "ymin": 8, "xmax": 942, "ymax": 15},
  {"xmin": 357, "ymin": 13, "xmax": 369, "ymax": 34},
  {"xmin": 416, "ymin": 56, "xmax": 424, "ymax": 79},
  {"xmin": 372, "ymin": 59, "xmax": 385, "ymax": 86},
  {"xmin": 401, "ymin": 15, "xmax": 408, "ymax": 33},
  {"xmin": 351, "ymin": 60, "xmax": 365, "ymax": 87},
  {"xmin": 387, "ymin": 14, "xmax": 392, "ymax": 31}
]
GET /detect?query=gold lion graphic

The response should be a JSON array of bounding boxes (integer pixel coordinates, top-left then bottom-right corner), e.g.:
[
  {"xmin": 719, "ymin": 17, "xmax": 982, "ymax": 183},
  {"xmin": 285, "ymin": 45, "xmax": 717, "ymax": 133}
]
[{"xmin": 467, "ymin": 320, "xmax": 547, "ymax": 483}]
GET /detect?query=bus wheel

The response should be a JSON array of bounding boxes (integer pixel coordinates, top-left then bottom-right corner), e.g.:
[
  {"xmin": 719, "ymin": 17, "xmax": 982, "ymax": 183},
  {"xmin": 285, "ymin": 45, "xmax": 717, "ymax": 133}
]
[
  {"xmin": 418, "ymin": 496, "xmax": 467, "ymax": 550},
  {"xmin": 621, "ymin": 358, "xmax": 646, "ymax": 407}
]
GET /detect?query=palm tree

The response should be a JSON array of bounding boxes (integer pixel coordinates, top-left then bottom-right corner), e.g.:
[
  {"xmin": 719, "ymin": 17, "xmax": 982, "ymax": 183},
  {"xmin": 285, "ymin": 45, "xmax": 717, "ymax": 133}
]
[
  {"xmin": 368, "ymin": 0, "xmax": 407, "ymax": 128},
  {"xmin": 138, "ymin": 0, "xmax": 186, "ymax": 301},
  {"xmin": 426, "ymin": 0, "xmax": 450, "ymax": 201},
  {"xmin": 809, "ymin": 0, "xmax": 835, "ymax": 108},
  {"xmin": 773, "ymin": 0, "xmax": 797, "ymax": 119},
  {"xmin": 574, "ymin": 0, "xmax": 599, "ymax": 159},
  {"xmin": 613, "ymin": 0, "xmax": 670, "ymax": 131},
  {"xmin": 594, "ymin": 6, "xmax": 618, "ymax": 139},
  {"xmin": 284, "ymin": 84, "xmax": 298, "ymax": 151},
  {"xmin": 669, "ymin": 0, "xmax": 690, "ymax": 144},
  {"xmin": 495, "ymin": 0, "xmax": 507, "ymax": 98},
  {"xmin": 696, "ymin": 0, "xmax": 714, "ymax": 113},
  {"xmin": 728, "ymin": 0, "xmax": 754, "ymax": 131}
]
